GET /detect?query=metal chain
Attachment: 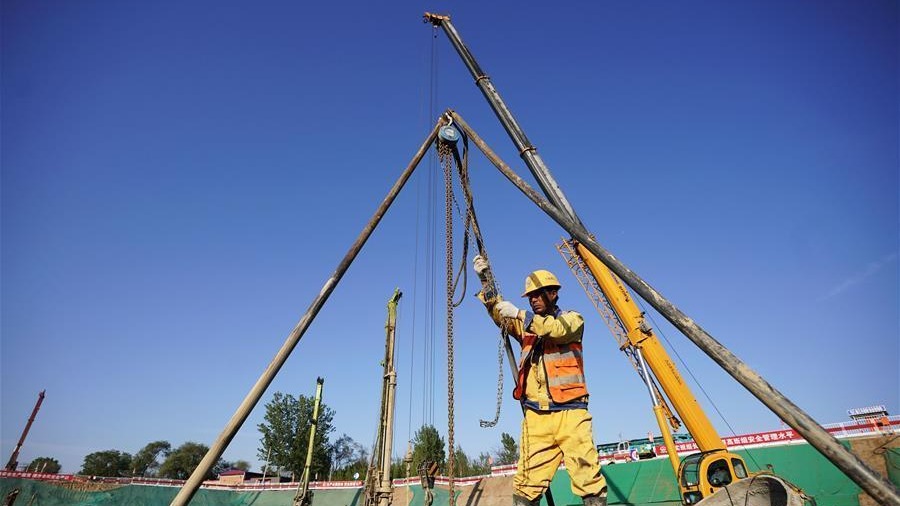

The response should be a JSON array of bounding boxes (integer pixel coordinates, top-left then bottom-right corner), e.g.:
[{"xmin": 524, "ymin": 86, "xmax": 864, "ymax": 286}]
[
  {"xmin": 451, "ymin": 135, "xmax": 506, "ymax": 429},
  {"xmin": 450, "ymin": 215, "xmax": 471, "ymax": 308},
  {"xmin": 479, "ymin": 330, "xmax": 505, "ymax": 428},
  {"xmin": 438, "ymin": 140, "xmax": 456, "ymax": 506},
  {"xmin": 443, "ymin": 133, "xmax": 531, "ymax": 485}
]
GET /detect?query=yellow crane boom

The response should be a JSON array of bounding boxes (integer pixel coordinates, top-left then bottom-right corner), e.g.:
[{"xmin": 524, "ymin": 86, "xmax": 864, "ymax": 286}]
[{"xmin": 563, "ymin": 239, "xmax": 746, "ymax": 502}]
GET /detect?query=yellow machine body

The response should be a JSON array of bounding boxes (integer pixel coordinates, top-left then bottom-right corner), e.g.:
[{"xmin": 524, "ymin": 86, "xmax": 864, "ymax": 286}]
[{"xmin": 574, "ymin": 242, "xmax": 751, "ymax": 504}]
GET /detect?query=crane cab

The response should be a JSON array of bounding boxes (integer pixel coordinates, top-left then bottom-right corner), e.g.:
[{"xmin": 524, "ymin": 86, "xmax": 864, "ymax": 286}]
[{"xmin": 678, "ymin": 450, "xmax": 749, "ymax": 504}]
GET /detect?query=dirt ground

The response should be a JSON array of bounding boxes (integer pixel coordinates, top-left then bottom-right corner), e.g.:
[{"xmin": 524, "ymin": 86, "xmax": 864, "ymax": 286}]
[
  {"xmin": 53, "ymin": 479, "xmax": 123, "ymax": 492},
  {"xmin": 391, "ymin": 476, "xmax": 513, "ymax": 506},
  {"xmin": 849, "ymin": 433, "xmax": 899, "ymax": 506}
]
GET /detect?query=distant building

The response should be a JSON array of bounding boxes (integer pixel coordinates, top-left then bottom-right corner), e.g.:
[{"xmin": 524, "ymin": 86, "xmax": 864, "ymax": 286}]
[
  {"xmin": 216, "ymin": 469, "xmax": 285, "ymax": 485},
  {"xmin": 847, "ymin": 405, "xmax": 890, "ymax": 422}
]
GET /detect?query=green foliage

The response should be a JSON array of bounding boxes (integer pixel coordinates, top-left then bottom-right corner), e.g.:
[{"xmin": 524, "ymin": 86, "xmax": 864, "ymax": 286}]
[
  {"xmin": 257, "ymin": 391, "xmax": 335, "ymax": 479},
  {"xmin": 80, "ymin": 450, "xmax": 132, "ymax": 477},
  {"xmin": 450, "ymin": 447, "xmax": 490, "ymax": 477},
  {"xmin": 27, "ymin": 457, "xmax": 61, "ymax": 474},
  {"xmin": 452, "ymin": 445, "xmax": 471, "ymax": 477},
  {"xmin": 390, "ymin": 456, "xmax": 406, "ymax": 480},
  {"xmin": 410, "ymin": 425, "xmax": 446, "ymax": 473},
  {"xmin": 472, "ymin": 452, "xmax": 492, "ymax": 476},
  {"xmin": 131, "ymin": 440, "xmax": 171, "ymax": 477},
  {"xmin": 158, "ymin": 442, "xmax": 216, "ymax": 480},
  {"xmin": 333, "ymin": 457, "xmax": 368, "ymax": 481},
  {"xmin": 216, "ymin": 459, "xmax": 251, "ymax": 473},
  {"xmin": 212, "ymin": 458, "xmax": 235, "ymax": 476},
  {"xmin": 496, "ymin": 432, "xmax": 518, "ymax": 465}
]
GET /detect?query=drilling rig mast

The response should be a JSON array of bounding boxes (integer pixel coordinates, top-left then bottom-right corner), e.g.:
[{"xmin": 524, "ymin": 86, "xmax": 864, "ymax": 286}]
[{"xmin": 365, "ymin": 289, "xmax": 402, "ymax": 506}]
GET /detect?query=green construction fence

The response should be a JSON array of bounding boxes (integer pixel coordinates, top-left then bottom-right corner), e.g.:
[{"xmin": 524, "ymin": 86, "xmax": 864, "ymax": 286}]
[{"xmin": 0, "ymin": 441, "xmax": 883, "ymax": 506}]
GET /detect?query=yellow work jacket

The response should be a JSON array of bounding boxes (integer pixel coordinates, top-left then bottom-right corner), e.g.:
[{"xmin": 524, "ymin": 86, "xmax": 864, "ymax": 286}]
[{"xmin": 478, "ymin": 291, "xmax": 588, "ymax": 408}]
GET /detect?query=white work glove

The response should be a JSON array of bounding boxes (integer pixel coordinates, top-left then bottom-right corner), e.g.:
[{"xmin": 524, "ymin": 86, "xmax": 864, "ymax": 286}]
[
  {"xmin": 473, "ymin": 255, "xmax": 490, "ymax": 277},
  {"xmin": 496, "ymin": 300, "xmax": 521, "ymax": 319}
]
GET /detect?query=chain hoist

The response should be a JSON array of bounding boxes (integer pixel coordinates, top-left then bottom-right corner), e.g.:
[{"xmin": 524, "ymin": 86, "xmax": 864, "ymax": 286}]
[
  {"xmin": 438, "ymin": 134, "xmax": 457, "ymax": 506},
  {"xmin": 438, "ymin": 121, "xmax": 508, "ymax": 430}
]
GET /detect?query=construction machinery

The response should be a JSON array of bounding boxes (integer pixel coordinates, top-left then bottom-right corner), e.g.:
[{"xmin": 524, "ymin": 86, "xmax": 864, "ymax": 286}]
[
  {"xmin": 424, "ymin": 11, "xmax": 898, "ymax": 506},
  {"xmin": 5, "ymin": 390, "xmax": 46, "ymax": 472},
  {"xmin": 169, "ymin": 14, "xmax": 898, "ymax": 506},
  {"xmin": 559, "ymin": 239, "xmax": 791, "ymax": 503},
  {"xmin": 422, "ymin": 10, "xmax": 764, "ymax": 501},
  {"xmin": 293, "ymin": 377, "xmax": 325, "ymax": 506},
  {"xmin": 364, "ymin": 289, "xmax": 402, "ymax": 506}
]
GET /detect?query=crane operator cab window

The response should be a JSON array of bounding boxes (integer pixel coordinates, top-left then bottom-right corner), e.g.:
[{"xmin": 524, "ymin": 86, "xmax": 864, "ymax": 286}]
[
  {"xmin": 731, "ymin": 458, "xmax": 748, "ymax": 479},
  {"xmin": 706, "ymin": 459, "xmax": 733, "ymax": 487},
  {"xmin": 679, "ymin": 454, "xmax": 700, "ymax": 487},
  {"xmin": 679, "ymin": 454, "xmax": 702, "ymax": 487}
]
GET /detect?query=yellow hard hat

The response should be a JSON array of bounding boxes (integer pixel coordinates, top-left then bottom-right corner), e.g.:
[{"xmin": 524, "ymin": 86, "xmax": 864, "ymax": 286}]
[{"xmin": 522, "ymin": 270, "xmax": 561, "ymax": 297}]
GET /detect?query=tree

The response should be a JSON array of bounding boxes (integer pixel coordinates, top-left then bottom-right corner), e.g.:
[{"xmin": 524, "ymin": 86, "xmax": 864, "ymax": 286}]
[
  {"xmin": 27, "ymin": 457, "xmax": 61, "ymax": 474},
  {"xmin": 331, "ymin": 445, "xmax": 369, "ymax": 481},
  {"xmin": 158, "ymin": 442, "xmax": 217, "ymax": 480},
  {"xmin": 212, "ymin": 458, "xmax": 236, "ymax": 477},
  {"xmin": 496, "ymin": 432, "xmax": 518, "ymax": 465},
  {"xmin": 451, "ymin": 447, "xmax": 490, "ymax": 477},
  {"xmin": 217, "ymin": 459, "xmax": 251, "ymax": 472},
  {"xmin": 330, "ymin": 434, "xmax": 367, "ymax": 479},
  {"xmin": 390, "ymin": 456, "xmax": 406, "ymax": 480},
  {"xmin": 410, "ymin": 425, "xmax": 445, "ymax": 473},
  {"xmin": 453, "ymin": 445, "xmax": 471, "ymax": 477},
  {"xmin": 257, "ymin": 391, "xmax": 335, "ymax": 479},
  {"xmin": 131, "ymin": 440, "xmax": 171, "ymax": 477},
  {"xmin": 80, "ymin": 450, "xmax": 132, "ymax": 477},
  {"xmin": 331, "ymin": 434, "xmax": 357, "ymax": 472},
  {"xmin": 472, "ymin": 452, "xmax": 492, "ymax": 476}
]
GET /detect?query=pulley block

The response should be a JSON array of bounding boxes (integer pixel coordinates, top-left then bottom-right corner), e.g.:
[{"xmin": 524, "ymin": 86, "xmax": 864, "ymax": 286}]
[{"xmin": 439, "ymin": 125, "xmax": 461, "ymax": 143}]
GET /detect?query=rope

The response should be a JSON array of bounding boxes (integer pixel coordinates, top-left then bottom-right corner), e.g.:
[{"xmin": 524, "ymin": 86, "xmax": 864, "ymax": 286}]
[
  {"xmin": 404, "ymin": 22, "xmax": 442, "ymax": 493},
  {"xmin": 449, "ymin": 140, "xmax": 473, "ymax": 308},
  {"xmin": 428, "ymin": 24, "xmax": 440, "ymax": 427},
  {"xmin": 407, "ymin": 166, "xmax": 420, "ymax": 468},
  {"xmin": 425, "ymin": 145, "xmax": 437, "ymax": 426},
  {"xmin": 422, "ymin": 29, "xmax": 441, "ymax": 426},
  {"xmin": 638, "ymin": 298, "xmax": 762, "ymax": 470}
]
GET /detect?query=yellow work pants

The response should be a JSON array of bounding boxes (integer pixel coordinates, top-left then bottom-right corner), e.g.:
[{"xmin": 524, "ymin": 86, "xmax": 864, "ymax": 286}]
[{"xmin": 513, "ymin": 408, "xmax": 605, "ymax": 501}]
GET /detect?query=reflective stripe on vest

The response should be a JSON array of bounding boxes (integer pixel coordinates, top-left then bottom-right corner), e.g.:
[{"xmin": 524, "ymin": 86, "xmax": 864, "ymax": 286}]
[
  {"xmin": 514, "ymin": 337, "xmax": 588, "ymax": 404},
  {"xmin": 544, "ymin": 346, "xmax": 583, "ymax": 363},
  {"xmin": 548, "ymin": 373, "xmax": 586, "ymax": 388},
  {"xmin": 544, "ymin": 341, "xmax": 587, "ymax": 402}
]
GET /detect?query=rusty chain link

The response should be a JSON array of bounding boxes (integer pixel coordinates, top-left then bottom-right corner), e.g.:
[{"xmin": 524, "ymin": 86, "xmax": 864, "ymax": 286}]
[
  {"xmin": 479, "ymin": 331, "xmax": 505, "ymax": 428},
  {"xmin": 438, "ymin": 140, "xmax": 456, "ymax": 506},
  {"xmin": 441, "ymin": 132, "xmax": 507, "ymax": 430}
]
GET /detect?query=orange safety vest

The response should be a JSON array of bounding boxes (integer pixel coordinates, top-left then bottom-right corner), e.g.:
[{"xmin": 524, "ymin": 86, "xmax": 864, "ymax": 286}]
[{"xmin": 513, "ymin": 327, "xmax": 588, "ymax": 404}]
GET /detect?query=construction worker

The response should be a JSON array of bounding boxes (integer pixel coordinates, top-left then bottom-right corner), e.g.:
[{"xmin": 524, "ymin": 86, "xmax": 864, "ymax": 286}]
[{"xmin": 473, "ymin": 255, "xmax": 606, "ymax": 506}]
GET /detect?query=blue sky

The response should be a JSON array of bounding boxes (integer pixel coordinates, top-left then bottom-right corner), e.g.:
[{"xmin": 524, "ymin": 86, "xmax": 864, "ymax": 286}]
[{"xmin": 2, "ymin": 1, "xmax": 897, "ymax": 475}]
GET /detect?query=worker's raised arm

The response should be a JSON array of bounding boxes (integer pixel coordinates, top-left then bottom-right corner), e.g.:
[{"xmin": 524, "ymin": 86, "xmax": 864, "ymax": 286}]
[
  {"xmin": 476, "ymin": 290, "xmax": 526, "ymax": 342},
  {"xmin": 527, "ymin": 310, "xmax": 584, "ymax": 344},
  {"xmin": 473, "ymin": 255, "xmax": 526, "ymax": 342}
]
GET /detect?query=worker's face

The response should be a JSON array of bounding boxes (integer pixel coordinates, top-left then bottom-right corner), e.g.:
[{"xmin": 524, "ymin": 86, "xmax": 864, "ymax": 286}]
[{"xmin": 527, "ymin": 288, "xmax": 558, "ymax": 316}]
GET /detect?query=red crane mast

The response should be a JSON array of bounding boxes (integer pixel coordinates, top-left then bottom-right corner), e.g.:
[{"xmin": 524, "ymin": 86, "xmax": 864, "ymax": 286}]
[{"xmin": 5, "ymin": 390, "xmax": 46, "ymax": 472}]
